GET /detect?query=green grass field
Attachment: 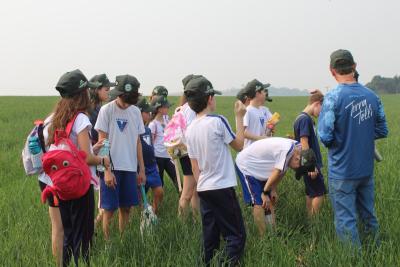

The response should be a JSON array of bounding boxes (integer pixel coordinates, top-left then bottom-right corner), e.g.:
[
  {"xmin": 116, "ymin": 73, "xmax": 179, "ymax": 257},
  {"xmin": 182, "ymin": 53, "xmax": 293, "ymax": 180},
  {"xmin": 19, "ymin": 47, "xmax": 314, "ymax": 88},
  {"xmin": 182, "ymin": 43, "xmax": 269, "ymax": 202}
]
[{"xmin": 0, "ymin": 95, "xmax": 399, "ymax": 266}]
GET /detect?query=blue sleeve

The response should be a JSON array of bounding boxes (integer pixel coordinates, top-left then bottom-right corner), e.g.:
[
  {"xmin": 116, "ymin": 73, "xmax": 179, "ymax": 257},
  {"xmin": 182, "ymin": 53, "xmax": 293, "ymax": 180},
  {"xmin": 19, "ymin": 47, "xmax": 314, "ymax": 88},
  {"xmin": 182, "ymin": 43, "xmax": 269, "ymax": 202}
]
[
  {"xmin": 375, "ymin": 98, "xmax": 388, "ymax": 139},
  {"xmin": 318, "ymin": 92, "xmax": 337, "ymax": 147},
  {"xmin": 297, "ymin": 116, "xmax": 311, "ymax": 138}
]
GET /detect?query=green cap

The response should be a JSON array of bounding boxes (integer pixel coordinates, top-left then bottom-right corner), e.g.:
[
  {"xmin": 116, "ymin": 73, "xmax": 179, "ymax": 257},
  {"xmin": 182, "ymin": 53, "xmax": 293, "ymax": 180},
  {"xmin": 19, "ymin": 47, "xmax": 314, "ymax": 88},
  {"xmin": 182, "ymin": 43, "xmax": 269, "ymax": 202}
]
[
  {"xmin": 184, "ymin": 76, "xmax": 222, "ymax": 98},
  {"xmin": 136, "ymin": 96, "xmax": 154, "ymax": 113},
  {"xmin": 242, "ymin": 79, "xmax": 272, "ymax": 101},
  {"xmin": 182, "ymin": 74, "xmax": 203, "ymax": 88},
  {"xmin": 55, "ymin": 69, "xmax": 101, "ymax": 98},
  {"xmin": 150, "ymin": 95, "xmax": 172, "ymax": 109},
  {"xmin": 236, "ymin": 88, "xmax": 247, "ymax": 104},
  {"xmin": 330, "ymin": 49, "xmax": 355, "ymax": 69},
  {"xmin": 295, "ymin": 149, "xmax": 317, "ymax": 180},
  {"xmin": 152, "ymin": 85, "xmax": 168, "ymax": 97},
  {"xmin": 109, "ymin": 74, "xmax": 140, "ymax": 99},
  {"xmin": 89, "ymin": 74, "xmax": 115, "ymax": 88}
]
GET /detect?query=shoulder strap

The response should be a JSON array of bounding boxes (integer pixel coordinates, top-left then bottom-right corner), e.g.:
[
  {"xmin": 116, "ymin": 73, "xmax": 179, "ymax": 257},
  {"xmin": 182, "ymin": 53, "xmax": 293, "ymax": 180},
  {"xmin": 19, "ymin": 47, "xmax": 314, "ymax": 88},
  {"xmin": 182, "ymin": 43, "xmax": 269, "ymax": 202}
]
[{"xmin": 65, "ymin": 113, "xmax": 82, "ymax": 137}]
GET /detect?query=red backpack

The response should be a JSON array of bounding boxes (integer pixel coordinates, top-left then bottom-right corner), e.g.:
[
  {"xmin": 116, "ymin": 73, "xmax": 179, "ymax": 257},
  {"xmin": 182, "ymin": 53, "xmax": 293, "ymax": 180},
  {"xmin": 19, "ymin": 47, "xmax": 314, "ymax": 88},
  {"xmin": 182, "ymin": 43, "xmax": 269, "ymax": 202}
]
[{"xmin": 41, "ymin": 114, "xmax": 91, "ymax": 206}]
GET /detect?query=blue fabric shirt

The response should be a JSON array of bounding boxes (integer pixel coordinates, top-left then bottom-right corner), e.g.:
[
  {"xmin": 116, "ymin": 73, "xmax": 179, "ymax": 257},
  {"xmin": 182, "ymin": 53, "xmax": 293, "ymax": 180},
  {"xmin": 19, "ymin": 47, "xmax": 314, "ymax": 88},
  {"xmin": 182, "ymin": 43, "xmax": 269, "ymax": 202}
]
[
  {"xmin": 88, "ymin": 105, "xmax": 101, "ymax": 144},
  {"xmin": 317, "ymin": 82, "xmax": 388, "ymax": 180},
  {"xmin": 293, "ymin": 112, "xmax": 323, "ymax": 169},
  {"xmin": 140, "ymin": 127, "xmax": 157, "ymax": 168}
]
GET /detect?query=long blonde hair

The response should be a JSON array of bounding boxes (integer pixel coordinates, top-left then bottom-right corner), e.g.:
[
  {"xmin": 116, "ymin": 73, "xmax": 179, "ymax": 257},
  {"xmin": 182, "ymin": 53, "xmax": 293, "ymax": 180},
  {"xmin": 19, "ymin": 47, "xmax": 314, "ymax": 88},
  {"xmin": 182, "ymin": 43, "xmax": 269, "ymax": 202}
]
[{"xmin": 47, "ymin": 90, "xmax": 90, "ymax": 145}]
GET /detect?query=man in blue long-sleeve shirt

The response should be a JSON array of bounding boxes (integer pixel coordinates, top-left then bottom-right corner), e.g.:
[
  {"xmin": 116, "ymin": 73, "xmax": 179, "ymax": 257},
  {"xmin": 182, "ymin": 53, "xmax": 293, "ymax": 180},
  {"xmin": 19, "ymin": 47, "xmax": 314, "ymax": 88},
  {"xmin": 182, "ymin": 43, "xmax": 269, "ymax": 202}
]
[{"xmin": 318, "ymin": 49, "xmax": 388, "ymax": 247}]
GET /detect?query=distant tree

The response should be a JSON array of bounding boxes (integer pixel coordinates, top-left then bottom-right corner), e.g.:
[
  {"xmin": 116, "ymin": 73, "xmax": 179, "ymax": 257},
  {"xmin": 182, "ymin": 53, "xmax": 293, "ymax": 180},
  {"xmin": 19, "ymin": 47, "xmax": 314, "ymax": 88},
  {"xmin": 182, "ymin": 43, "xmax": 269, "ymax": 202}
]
[{"xmin": 366, "ymin": 75, "xmax": 400, "ymax": 94}]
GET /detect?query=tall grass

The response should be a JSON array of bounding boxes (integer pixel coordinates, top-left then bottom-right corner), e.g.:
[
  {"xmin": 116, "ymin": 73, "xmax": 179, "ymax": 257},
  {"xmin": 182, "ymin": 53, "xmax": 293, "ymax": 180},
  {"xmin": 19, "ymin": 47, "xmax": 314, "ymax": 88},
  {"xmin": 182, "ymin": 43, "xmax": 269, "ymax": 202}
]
[{"xmin": 0, "ymin": 95, "xmax": 399, "ymax": 266}]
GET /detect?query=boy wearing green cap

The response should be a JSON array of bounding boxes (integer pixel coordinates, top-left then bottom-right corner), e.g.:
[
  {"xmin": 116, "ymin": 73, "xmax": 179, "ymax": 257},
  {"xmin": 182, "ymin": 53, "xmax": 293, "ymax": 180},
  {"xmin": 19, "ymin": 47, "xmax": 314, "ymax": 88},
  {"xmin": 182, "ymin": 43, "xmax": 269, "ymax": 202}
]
[
  {"xmin": 95, "ymin": 74, "xmax": 146, "ymax": 240},
  {"xmin": 242, "ymin": 79, "xmax": 273, "ymax": 148},
  {"xmin": 184, "ymin": 76, "xmax": 247, "ymax": 266}
]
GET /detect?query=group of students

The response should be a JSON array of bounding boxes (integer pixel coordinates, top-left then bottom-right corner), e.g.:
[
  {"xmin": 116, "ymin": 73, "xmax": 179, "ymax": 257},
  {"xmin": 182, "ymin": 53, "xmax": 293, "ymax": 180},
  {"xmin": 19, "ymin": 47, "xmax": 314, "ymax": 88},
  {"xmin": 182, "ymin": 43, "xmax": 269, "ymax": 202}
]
[{"xmin": 37, "ymin": 48, "xmax": 387, "ymax": 267}]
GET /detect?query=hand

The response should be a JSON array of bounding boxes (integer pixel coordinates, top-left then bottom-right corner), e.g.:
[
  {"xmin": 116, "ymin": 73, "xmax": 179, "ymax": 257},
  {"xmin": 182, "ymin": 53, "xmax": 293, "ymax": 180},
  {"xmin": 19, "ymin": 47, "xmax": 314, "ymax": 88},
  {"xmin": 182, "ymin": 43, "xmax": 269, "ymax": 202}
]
[
  {"xmin": 137, "ymin": 169, "xmax": 146, "ymax": 185},
  {"xmin": 92, "ymin": 140, "xmax": 104, "ymax": 155},
  {"xmin": 234, "ymin": 100, "xmax": 247, "ymax": 118},
  {"xmin": 308, "ymin": 168, "xmax": 318, "ymax": 179},
  {"xmin": 261, "ymin": 193, "xmax": 271, "ymax": 210},
  {"xmin": 270, "ymin": 190, "xmax": 278, "ymax": 205},
  {"xmin": 104, "ymin": 171, "xmax": 116, "ymax": 189}
]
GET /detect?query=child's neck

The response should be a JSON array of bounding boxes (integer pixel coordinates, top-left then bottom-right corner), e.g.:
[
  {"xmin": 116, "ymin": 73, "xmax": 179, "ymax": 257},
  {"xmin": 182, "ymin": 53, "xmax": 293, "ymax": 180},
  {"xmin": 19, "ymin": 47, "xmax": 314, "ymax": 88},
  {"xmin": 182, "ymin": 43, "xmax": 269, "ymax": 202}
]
[
  {"xmin": 303, "ymin": 105, "xmax": 314, "ymax": 117},
  {"xmin": 116, "ymin": 98, "xmax": 130, "ymax": 109},
  {"xmin": 249, "ymin": 99, "xmax": 262, "ymax": 108},
  {"xmin": 196, "ymin": 106, "xmax": 212, "ymax": 118}
]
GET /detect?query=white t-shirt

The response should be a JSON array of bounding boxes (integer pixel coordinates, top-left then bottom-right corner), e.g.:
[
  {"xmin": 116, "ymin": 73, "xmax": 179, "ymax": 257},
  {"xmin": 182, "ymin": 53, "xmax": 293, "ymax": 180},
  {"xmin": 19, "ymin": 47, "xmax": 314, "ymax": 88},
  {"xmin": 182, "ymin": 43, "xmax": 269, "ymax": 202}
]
[
  {"xmin": 39, "ymin": 113, "xmax": 98, "ymax": 186},
  {"xmin": 148, "ymin": 119, "xmax": 170, "ymax": 158},
  {"xmin": 244, "ymin": 105, "xmax": 272, "ymax": 148},
  {"xmin": 186, "ymin": 114, "xmax": 237, "ymax": 192},
  {"xmin": 236, "ymin": 137, "xmax": 297, "ymax": 181},
  {"xmin": 95, "ymin": 100, "xmax": 145, "ymax": 172}
]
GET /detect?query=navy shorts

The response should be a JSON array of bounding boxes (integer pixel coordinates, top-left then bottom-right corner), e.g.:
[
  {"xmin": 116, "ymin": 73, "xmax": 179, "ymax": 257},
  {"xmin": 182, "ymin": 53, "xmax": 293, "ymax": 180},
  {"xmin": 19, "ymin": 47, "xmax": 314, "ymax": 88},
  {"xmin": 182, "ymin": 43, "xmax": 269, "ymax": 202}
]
[
  {"xmin": 304, "ymin": 170, "xmax": 326, "ymax": 198},
  {"xmin": 145, "ymin": 164, "xmax": 162, "ymax": 190},
  {"xmin": 235, "ymin": 167, "xmax": 269, "ymax": 206},
  {"xmin": 179, "ymin": 155, "xmax": 193, "ymax": 176},
  {"xmin": 100, "ymin": 170, "xmax": 139, "ymax": 211}
]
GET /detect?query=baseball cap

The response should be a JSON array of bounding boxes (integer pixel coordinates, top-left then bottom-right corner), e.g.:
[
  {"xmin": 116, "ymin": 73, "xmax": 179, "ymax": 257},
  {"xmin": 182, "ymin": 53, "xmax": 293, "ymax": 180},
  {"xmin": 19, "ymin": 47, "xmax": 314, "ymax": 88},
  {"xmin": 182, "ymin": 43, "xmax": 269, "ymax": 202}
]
[
  {"xmin": 89, "ymin": 74, "xmax": 115, "ymax": 88},
  {"xmin": 243, "ymin": 79, "xmax": 272, "ymax": 101},
  {"xmin": 330, "ymin": 49, "xmax": 355, "ymax": 69},
  {"xmin": 55, "ymin": 69, "xmax": 101, "ymax": 98},
  {"xmin": 295, "ymin": 149, "xmax": 317, "ymax": 180},
  {"xmin": 136, "ymin": 96, "xmax": 154, "ymax": 113},
  {"xmin": 152, "ymin": 85, "xmax": 168, "ymax": 97},
  {"xmin": 150, "ymin": 95, "xmax": 172, "ymax": 109},
  {"xmin": 184, "ymin": 76, "xmax": 222, "ymax": 98},
  {"xmin": 182, "ymin": 74, "xmax": 203, "ymax": 88},
  {"xmin": 109, "ymin": 74, "xmax": 140, "ymax": 99},
  {"xmin": 236, "ymin": 88, "xmax": 247, "ymax": 104}
]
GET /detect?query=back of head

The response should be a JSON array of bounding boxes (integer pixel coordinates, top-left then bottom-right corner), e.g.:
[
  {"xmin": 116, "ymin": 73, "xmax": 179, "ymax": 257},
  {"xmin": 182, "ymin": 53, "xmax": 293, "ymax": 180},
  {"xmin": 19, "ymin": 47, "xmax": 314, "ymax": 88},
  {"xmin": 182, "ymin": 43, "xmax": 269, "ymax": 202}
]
[
  {"xmin": 50, "ymin": 69, "xmax": 95, "ymax": 144},
  {"xmin": 308, "ymin": 90, "xmax": 324, "ymax": 104},
  {"xmin": 184, "ymin": 76, "xmax": 221, "ymax": 113},
  {"xmin": 330, "ymin": 49, "xmax": 356, "ymax": 75}
]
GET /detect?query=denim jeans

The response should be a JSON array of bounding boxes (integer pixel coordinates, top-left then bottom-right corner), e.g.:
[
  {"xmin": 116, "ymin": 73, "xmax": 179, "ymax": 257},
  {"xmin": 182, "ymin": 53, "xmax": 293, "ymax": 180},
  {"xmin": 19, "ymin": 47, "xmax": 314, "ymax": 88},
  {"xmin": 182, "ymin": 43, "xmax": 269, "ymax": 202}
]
[{"xmin": 329, "ymin": 176, "xmax": 379, "ymax": 247}]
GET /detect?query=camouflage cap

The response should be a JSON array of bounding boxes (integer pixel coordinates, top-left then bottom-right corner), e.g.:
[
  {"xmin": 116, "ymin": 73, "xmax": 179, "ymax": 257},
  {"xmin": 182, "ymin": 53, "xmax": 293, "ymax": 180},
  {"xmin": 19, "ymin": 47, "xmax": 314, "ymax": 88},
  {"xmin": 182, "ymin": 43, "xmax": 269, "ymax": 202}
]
[
  {"xmin": 55, "ymin": 69, "xmax": 101, "ymax": 98},
  {"xmin": 152, "ymin": 85, "xmax": 168, "ymax": 97}
]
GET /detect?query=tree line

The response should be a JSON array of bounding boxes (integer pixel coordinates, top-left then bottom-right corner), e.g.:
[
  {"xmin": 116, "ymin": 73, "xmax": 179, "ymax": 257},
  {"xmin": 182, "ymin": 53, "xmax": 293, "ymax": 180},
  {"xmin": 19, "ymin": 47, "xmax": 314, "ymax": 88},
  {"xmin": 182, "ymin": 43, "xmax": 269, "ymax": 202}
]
[{"xmin": 366, "ymin": 75, "xmax": 400, "ymax": 94}]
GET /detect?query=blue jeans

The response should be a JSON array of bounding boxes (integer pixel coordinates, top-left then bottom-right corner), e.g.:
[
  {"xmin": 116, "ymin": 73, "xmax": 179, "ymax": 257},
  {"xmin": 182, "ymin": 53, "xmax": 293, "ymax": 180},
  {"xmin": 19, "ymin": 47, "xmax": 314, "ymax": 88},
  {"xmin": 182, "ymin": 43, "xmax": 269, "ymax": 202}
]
[{"xmin": 329, "ymin": 176, "xmax": 379, "ymax": 247}]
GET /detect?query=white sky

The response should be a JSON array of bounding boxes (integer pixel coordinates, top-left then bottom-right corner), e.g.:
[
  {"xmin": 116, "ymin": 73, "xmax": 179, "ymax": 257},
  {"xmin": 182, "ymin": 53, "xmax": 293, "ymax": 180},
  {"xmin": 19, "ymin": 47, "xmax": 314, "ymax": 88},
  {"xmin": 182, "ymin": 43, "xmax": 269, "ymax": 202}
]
[{"xmin": 0, "ymin": 0, "xmax": 398, "ymax": 96}]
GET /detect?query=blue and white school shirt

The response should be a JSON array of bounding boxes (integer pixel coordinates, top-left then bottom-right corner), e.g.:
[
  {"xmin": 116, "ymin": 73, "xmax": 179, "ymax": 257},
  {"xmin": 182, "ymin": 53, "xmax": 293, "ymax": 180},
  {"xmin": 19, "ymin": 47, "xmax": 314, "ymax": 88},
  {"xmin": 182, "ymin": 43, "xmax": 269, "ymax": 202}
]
[
  {"xmin": 95, "ymin": 100, "xmax": 145, "ymax": 172},
  {"xmin": 317, "ymin": 83, "xmax": 388, "ymax": 180},
  {"xmin": 186, "ymin": 114, "xmax": 237, "ymax": 192},
  {"xmin": 140, "ymin": 126, "xmax": 157, "ymax": 168}
]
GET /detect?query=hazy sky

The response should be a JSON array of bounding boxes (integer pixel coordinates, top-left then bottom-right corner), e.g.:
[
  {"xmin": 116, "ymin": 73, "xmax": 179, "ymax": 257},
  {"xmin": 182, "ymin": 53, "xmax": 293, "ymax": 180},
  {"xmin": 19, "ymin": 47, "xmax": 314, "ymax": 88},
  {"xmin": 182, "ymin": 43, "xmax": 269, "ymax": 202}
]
[{"xmin": 1, "ymin": 0, "xmax": 399, "ymax": 96}]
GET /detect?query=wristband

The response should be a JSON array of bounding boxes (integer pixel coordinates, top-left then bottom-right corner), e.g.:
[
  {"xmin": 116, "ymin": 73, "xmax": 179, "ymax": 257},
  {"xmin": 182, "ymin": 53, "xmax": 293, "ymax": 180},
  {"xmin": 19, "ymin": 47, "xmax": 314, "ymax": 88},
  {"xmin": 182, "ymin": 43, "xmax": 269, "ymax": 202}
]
[{"xmin": 262, "ymin": 190, "xmax": 269, "ymax": 196}]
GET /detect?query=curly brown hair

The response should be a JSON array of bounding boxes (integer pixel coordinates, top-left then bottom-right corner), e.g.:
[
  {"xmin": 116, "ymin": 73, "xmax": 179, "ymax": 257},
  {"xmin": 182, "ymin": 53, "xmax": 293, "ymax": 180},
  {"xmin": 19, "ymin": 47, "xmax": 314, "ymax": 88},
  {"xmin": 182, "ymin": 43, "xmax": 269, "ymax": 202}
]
[{"xmin": 47, "ymin": 89, "xmax": 90, "ymax": 145}]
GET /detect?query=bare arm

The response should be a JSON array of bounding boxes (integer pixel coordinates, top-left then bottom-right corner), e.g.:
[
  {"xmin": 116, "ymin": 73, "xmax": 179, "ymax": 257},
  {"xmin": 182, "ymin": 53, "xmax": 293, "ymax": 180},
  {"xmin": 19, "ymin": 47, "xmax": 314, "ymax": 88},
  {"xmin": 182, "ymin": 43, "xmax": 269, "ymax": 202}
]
[
  {"xmin": 77, "ymin": 128, "xmax": 102, "ymax": 166},
  {"xmin": 137, "ymin": 137, "xmax": 146, "ymax": 184},
  {"xmin": 263, "ymin": 168, "xmax": 283, "ymax": 193},
  {"xmin": 190, "ymin": 158, "xmax": 200, "ymax": 183},
  {"xmin": 244, "ymin": 130, "xmax": 265, "ymax": 142},
  {"xmin": 300, "ymin": 136, "xmax": 309, "ymax": 150},
  {"xmin": 230, "ymin": 101, "xmax": 247, "ymax": 152}
]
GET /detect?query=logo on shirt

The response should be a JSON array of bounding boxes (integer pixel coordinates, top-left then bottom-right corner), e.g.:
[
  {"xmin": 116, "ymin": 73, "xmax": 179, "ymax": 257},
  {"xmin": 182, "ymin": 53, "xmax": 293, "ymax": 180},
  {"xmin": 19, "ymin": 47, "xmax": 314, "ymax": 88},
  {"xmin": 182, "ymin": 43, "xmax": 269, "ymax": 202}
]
[
  {"xmin": 116, "ymin": 118, "xmax": 128, "ymax": 132},
  {"xmin": 143, "ymin": 134, "xmax": 152, "ymax": 146},
  {"xmin": 260, "ymin": 117, "xmax": 265, "ymax": 127},
  {"xmin": 345, "ymin": 99, "xmax": 373, "ymax": 124}
]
